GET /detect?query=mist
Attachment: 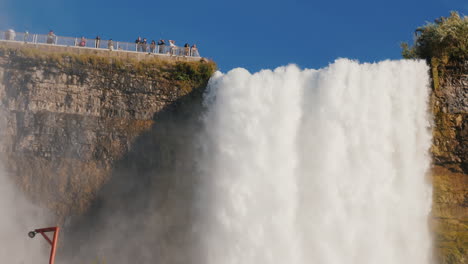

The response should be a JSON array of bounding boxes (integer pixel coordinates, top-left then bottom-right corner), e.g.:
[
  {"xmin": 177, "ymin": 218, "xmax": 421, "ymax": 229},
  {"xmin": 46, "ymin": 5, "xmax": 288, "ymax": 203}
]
[{"xmin": 0, "ymin": 161, "xmax": 51, "ymax": 262}]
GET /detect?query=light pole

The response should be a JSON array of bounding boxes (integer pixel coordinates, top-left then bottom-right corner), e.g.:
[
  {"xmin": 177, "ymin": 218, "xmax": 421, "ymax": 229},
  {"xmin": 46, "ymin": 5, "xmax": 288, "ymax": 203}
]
[{"xmin": 28, "ymin": 227, "xmax": 60, "ymax": 264}]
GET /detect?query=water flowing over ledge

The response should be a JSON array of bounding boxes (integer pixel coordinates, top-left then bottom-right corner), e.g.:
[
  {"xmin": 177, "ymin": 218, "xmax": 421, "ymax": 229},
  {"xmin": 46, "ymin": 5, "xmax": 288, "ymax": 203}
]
[{"xmin": 196, "ymin": 59, "xmax": 432, "ymax": 264}]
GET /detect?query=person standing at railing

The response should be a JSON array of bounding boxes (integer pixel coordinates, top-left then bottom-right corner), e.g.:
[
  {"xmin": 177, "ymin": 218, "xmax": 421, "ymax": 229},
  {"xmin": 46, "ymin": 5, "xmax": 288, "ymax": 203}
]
[
  {"xmin": 142, "ymin": 38, "xmax": 148, "ymax": 52},
  {"xmin": 191, "ymin": 44, "xmax": 199, "ymax": 57},
  {"xmin": 95, "ymin": 36, "xmax": 101, "ymax": 48},
  {"xmin": 169, "ymin": 40, "xmax": 176, "ymax": 55},
  {"xmin": 24, "ymin": 31, "xmax": 29, "ymax": 42},
  {"xmin": 108, "ymin": 39, "xmax": 114, "ymax": 50},
  {"xmin": 184, "ymin": 43, "xmax": 190, "ymax": 56},
  {"xmin": 47, "ymin": 30, "xmax": 56, "ymax": 44},
  {"xmin": 135, "ymin": 37, "xmax": 142, "ymax": 52},
  {"xmin": 150, "ymin": 40, "xmax": 156, "ymax": 53},
  {"xmin": 157, "ymin": 39, "xmax": 165, "ymax": 54},
  {"xmin": 79, "ymin": 37, "xmax": 86, "ymax": 47}
]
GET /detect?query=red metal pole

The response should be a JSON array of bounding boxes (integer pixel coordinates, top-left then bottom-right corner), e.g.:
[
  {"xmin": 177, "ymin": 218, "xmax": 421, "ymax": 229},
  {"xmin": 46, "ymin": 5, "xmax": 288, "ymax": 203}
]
[
  {"xmin": 49, "ymin": 227, "xmax": 59, "ymax": 264},
  {"xmin": 32, "ymin": 227, "xmax": 60, "ymax": 264}
]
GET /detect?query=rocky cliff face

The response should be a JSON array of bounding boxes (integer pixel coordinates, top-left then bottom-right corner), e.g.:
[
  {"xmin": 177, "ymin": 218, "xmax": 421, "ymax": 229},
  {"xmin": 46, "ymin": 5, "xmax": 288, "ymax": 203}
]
[
  {"xmin": 430, "ymin": 59, "xmax": 468, "ymax": 264},
  {"xmin": 0, "ymin": 44, "xmax": 215, "ymax": 224}
]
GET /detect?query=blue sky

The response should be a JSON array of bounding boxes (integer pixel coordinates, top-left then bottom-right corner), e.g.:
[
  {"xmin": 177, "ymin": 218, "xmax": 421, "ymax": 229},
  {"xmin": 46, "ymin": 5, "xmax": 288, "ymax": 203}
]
[{"xmin": 0, "ymin": 0, "xmax": 466, "ymax": 72}]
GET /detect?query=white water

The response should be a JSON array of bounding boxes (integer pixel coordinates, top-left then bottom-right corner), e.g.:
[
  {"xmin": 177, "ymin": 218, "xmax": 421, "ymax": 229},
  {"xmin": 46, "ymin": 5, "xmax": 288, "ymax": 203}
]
[{"xmin": 196, "ymin": 59, "xmax": 432, "ymax": 264}]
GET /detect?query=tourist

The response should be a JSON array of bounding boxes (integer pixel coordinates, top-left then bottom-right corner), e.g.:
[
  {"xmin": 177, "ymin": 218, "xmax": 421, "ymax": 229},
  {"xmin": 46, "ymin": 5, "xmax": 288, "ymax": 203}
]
[
  {"xmin": 184, "ymin": 43, "xmax": 190, "ymax": 56},
  {"xmin": 24, "ymin": 31, "xmax": 29, "ymax": 42},
  {"xmin": 169, "ymin": 40, "xmax": 176, "ymax": 55},
  {"xmin": 79, "ymin": 37, "xmax": 86, "ymax": 47},
  {"xmin": 191, "ymin": 44, "xmax": 199, "ymax": 57},
  {"xmin": 108, "ymin": 39, "xmax": 114, "ymax": 50},
  {"xmin": 157, "ymin": 39, "xmax": 165, "ymax": 53},
  {"xmin": 142, "ymin": 38, "xmax": 148, "ymax": 52},
  {"xmin": 46, "ymin": 30, "xmax": 55, "ymax": 44},
  {"xmin": 135, "ymin": 36, "xmax": 142, "ymax": 52},
  {"xmin": 150, "ymin": 40, "xmax": 156, "ymax": 53},
  {"xmin": 95, "ymin": 36, "xmax": 101, "ymax": 48}
]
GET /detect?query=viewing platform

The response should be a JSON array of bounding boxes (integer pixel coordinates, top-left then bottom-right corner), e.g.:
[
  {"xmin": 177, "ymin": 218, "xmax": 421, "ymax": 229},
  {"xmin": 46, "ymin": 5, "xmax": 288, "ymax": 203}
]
[{"xmin": 0, "ymin": 30, "xmax": 204, "ymax": 63}]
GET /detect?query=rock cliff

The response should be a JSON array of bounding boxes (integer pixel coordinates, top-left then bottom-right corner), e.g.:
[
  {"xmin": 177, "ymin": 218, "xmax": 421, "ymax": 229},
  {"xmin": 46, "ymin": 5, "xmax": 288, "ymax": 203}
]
[
  {"xmin": 0, "ymin": 43, "xmax": 215, "ymax": 223},
  {"xmin": 430, "ymin": 59, "xmax": 468, "ymax": 264}
]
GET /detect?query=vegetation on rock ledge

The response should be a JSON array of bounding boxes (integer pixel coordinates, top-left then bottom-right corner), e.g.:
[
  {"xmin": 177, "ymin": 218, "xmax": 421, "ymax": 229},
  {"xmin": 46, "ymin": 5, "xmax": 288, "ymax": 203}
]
[{"xmin": 401, "ymin": 11, "xmax": 467, "ymax": 63}]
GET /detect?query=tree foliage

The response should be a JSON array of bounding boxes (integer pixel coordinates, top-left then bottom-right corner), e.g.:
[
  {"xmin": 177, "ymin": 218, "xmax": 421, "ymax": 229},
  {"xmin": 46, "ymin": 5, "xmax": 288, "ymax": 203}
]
[{"xmin": 401, "ymin": 11, "xmax": 467, "ymax": 62}]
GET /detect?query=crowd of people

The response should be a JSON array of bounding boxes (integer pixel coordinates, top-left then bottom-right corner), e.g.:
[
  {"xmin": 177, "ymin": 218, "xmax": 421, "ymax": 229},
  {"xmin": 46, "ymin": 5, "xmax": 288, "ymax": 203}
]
[
  {"xmin": 3, "ymin": 29, "xmax": 200, "ymax": 57},
  {"xmin": 43, "ymin": 30, "xmax": 199, "ymax": 57},
  {"xmin": 134, "ymin": 37, "xmax": 199, "ymax": 56}
]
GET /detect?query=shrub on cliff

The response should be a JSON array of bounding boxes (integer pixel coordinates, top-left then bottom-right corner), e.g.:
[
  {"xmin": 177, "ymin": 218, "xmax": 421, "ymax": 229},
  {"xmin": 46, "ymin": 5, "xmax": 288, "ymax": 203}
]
[
  {"xmin": 401, "ymin": 11, "xmax": 467, "ymax": 63},
  {"xmin": 172, "ymin": 61, "xmax": 216, "ymax": 84}
]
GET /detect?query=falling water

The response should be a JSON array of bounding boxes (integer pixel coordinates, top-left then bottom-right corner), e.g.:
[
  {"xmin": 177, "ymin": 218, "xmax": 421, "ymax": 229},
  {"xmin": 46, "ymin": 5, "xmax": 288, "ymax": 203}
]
[{"xmin": 196, "ymin": 59, "xmax": 432, "ymax": 264}]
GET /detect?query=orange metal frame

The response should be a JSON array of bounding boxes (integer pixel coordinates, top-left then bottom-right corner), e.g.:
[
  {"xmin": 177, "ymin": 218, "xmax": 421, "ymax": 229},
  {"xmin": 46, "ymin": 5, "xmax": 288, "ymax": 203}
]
[{"xmin": 32, "ymin": 227, "xmax": 60, "ymax": 264}]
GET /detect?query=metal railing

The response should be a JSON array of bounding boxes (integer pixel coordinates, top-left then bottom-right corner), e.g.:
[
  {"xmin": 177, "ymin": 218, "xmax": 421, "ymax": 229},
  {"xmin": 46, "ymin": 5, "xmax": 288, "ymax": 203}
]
[{"xmin": 0, "ymin": 30, "xmax": 201, "ymax": 57}]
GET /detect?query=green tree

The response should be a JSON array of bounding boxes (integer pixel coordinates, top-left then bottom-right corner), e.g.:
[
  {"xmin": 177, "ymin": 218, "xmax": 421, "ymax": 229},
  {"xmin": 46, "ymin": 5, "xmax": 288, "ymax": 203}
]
[{"xmin": 401, "ymin": 11, "xmax": 467, "ymax": 63}]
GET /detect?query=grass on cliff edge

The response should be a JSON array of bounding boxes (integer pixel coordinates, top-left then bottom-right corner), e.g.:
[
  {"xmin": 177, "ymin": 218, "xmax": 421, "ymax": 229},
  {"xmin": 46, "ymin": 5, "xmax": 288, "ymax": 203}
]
[{"xmin": 0, "ymin": 44, "xmax": 217, "ymax": 94}]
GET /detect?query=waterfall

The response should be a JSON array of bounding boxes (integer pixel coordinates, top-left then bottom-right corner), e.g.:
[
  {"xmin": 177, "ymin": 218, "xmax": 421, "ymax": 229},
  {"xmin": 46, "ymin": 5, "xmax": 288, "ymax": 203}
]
[{"xmin": 196, "ymin": 59, "xmax": 432, "ymax": 264}]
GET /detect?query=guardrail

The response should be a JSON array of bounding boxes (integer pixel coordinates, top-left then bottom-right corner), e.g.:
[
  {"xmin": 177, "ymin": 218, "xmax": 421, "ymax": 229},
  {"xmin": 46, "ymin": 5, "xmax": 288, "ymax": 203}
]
[{"xmin": 0, "ymin": 30, "xmax": 201, "ymax": 57}]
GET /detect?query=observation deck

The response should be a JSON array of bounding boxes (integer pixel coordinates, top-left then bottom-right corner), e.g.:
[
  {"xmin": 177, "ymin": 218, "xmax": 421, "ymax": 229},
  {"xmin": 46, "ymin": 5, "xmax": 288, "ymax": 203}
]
[{"xmin": 0, "ymin": 30, "xmax": 204, "ymax": 63}]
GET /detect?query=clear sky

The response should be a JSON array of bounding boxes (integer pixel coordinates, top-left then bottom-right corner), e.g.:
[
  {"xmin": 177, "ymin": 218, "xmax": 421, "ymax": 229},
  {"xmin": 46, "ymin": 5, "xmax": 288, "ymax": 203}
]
[{"xmin": 0, "ymin": 0, "xmax": 466, "ymax": 72}]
